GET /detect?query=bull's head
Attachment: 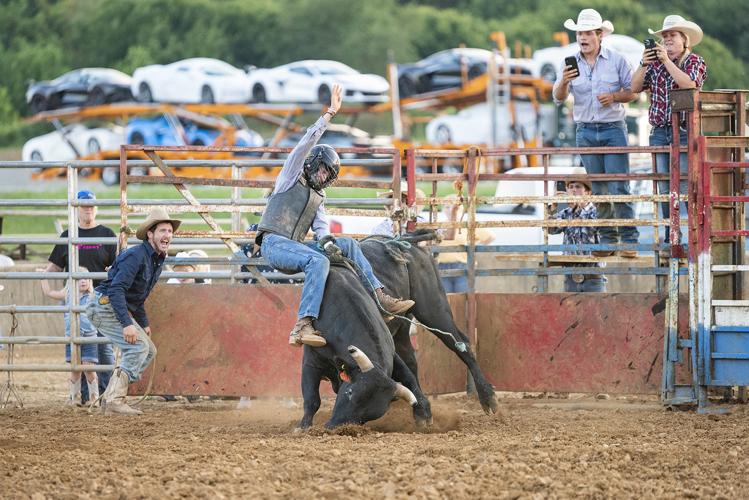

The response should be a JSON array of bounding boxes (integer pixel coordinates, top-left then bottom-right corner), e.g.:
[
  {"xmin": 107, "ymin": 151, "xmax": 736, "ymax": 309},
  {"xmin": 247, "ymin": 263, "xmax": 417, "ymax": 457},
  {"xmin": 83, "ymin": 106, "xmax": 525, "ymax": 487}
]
[{"xmin": 326, "ymin": 345, "xmax": 416, "ymax": 428}]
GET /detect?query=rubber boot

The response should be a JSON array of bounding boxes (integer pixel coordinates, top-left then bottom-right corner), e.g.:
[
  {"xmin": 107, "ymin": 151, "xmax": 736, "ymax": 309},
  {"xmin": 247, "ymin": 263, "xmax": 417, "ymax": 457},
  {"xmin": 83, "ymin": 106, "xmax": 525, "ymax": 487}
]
[
  {"xmin": 68, "ymin": 378, "xmax": 81, "ymax": 406},
  {"xmin": 86, "ymin": 375, "xmax": 100, "ymax": 407}
]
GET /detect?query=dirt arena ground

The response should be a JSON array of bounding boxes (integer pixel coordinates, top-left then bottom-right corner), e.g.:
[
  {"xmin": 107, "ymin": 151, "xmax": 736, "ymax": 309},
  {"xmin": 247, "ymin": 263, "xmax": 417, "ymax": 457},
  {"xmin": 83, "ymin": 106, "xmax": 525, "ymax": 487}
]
[{"xmin": 2, "ymin": 349, "xmax": 749, "ymax": 499}]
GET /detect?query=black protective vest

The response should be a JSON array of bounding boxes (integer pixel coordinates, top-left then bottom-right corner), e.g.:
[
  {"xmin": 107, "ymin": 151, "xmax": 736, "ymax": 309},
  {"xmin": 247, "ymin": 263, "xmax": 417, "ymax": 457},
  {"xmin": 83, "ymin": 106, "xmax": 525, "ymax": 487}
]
[{"xmin": 256, "ymin": 179, "xmax": 325, "ymax": 243}]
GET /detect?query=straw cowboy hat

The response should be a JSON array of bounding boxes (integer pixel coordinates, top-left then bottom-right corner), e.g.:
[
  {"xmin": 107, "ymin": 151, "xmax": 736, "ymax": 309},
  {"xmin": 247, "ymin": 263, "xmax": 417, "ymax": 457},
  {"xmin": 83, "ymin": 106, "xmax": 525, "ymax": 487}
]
[
  {"xmin": 648, "ymin": 15, "xmax": 703, "ymax": 47},
  {"xmin": 564, "ymin": 9, "xmax": 614, "ymax": 35},
  {"xmin": 568, "ymin": 167, "xmax": 592, "ymax": 191},
  {"xmin": 376, "ymin": 182, "xmax": 426, "ymax": 202},
  {"xmin": 136, "ymin": 207, "xmax": 182, "ymax": 240}
]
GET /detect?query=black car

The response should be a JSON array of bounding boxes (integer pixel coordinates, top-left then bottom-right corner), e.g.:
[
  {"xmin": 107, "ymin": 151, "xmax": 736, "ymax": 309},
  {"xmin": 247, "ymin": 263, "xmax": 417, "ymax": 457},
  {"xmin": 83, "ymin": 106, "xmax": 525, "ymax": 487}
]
[
  {"xmin": 26, "ymin": 68, "xmax": 133, "ymax": 114},
  {"xmin": 397, "ymin": 48, "xmax": 533, "ymax": 98}
]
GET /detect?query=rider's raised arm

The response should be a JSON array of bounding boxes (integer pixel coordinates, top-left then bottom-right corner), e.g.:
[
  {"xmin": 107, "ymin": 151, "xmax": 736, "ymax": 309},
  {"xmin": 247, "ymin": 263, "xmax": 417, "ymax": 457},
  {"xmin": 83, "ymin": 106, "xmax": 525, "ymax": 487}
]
[{"xmin": 272, "ymin": 84, "xmax": 343, "ymax": 195}]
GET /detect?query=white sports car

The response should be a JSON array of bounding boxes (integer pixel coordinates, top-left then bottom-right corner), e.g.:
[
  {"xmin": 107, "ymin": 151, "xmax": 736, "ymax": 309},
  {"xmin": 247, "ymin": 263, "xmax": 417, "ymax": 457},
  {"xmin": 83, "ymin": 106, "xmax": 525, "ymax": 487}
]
[
  {"xmin": 131, "ymin": 58, "xmax": 252, "ymax": 104},
  {"xmin": 247, "ymin": 60, "xmax": 389, "ymax": 104},
  {"xmin": 22, "ymin": 124, "xmax": 124, "ymax": 161},
  {"xmin": 425, "ymin": 102, "xmax": 547, "ymax": 146},
  {"xmin": 532, "ymin": 34, "xmax": 645, "ymax": 82}
]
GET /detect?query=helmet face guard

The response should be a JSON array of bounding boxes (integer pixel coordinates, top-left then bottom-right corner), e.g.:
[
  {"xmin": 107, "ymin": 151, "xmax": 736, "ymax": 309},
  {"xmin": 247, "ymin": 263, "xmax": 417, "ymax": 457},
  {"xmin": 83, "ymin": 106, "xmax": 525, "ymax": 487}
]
[{"xmin": 303, "ymin": 144, "xmax": 340, "ymax": 190}]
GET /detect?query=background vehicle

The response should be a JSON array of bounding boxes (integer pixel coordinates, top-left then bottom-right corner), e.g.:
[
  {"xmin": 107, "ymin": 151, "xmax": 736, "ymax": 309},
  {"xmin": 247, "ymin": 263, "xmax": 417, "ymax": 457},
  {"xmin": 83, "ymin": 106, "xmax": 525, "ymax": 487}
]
[
  {"xmin": 26, "ymin": 68, "xmax": 133, "ymax": 114},
  {"xmin": 532, "ymin": 34, "xmax": 645, "ymax": 82},
  {"xmin": 132, "ymin": 58, "xmax": 253, "ymax": 104},
  {"xmin": 21, "ymin": 124, "xmax": 124, "ymax": 162},
  {"xmin": 273, "ymin": 123, "xmax": 390, "ymax": 152},
  {"xmin": 247, "ymin": 60, "xmax": 389, "ymax": 104},
  {"xmin": 125, "ymin": 115, "xmax": 263, "ymax": 147},
  {"xmin": 425, "ymin": 101, "xmax": 553, "ymax": 146},
  {"xmin": 397, "ymin": 48, "xmax": 534, "ymax": 98}
]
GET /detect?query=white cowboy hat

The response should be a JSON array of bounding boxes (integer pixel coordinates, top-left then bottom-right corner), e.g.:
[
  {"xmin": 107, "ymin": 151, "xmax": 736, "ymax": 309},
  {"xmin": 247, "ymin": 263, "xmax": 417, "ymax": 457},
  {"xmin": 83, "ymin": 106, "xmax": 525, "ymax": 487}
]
[
  {"xmin": 564, "ymin": 9, "xmax": 614, "ymax": 35},
  {"xmin": 648, "ymin": 15, "xmax": 703, "ymax": 47},
  {"xmin": 135, "ymin": 207, "xmax": 182, "ymax": 240}
]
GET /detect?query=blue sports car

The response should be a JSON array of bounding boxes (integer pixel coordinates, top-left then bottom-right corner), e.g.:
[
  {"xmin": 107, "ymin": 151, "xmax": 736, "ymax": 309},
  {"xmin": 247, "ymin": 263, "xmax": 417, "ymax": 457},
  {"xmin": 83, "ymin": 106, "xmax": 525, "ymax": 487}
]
[{"xmin": 125, "ymin": 115, "xmax": 263, "ymax": 147}]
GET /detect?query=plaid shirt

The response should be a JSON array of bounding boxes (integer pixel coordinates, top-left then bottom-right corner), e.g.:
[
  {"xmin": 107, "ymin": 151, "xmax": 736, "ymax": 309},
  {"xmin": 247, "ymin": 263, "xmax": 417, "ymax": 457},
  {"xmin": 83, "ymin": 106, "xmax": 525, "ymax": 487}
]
[
  {"xmin": 549, "ymin": 202, "xmax": 600, "ymax": 267},
  {"xmin": 643, "ymin": 53, "xmax": 707, "ymax": 127}
]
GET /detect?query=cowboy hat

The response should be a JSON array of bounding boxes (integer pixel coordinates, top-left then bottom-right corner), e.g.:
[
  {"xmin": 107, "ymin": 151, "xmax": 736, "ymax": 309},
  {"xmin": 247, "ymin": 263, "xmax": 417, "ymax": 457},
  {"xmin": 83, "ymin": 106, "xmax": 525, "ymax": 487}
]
[
  {"xmin": 564, "ymin": 9, "xmax": 614, "ymax": 35},
  {"xmin": 135, "ymin": 207, "xmax": 182, "ymax": 240},
  {"xmin": 567, "ymin": 167, "xmax": 592, "ymax": 191},
  {"xmin": 648, "ymin": 15, "xmax": 703, "ymax": 47}
]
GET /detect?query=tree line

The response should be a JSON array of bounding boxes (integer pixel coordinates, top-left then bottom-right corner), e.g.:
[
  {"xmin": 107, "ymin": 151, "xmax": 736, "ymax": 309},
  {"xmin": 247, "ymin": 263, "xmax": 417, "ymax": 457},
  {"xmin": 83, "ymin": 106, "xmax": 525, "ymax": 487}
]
[{"xmin": 0, "ymin": 0, "xmax": 746, "ymax": 145}]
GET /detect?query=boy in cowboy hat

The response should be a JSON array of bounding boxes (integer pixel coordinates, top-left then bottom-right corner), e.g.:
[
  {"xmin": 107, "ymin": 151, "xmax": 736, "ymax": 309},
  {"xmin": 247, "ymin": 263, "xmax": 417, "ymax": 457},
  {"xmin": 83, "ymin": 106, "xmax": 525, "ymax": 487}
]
[
  {"xmin": 549, "ymin": 168, "xmax": 606, "ymax": 292},
  {"xmin": 552, "ymin": 8, "xmax": 639, "ymax": 258},
  {"xmin": 85, "ymin": 207, "xmax": 181, "ymax": 415},
  {"xmin": 631, "ymin": 15, "xmax": 707, "ymax": 248}
]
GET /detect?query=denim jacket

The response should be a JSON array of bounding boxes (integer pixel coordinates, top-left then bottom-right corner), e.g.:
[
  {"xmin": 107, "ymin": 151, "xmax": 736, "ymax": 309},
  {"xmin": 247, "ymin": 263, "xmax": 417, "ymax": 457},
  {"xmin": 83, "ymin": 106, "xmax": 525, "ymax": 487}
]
[{"xmin": 95, "ymin": 241, "xmax": 165, "ymax": 328}]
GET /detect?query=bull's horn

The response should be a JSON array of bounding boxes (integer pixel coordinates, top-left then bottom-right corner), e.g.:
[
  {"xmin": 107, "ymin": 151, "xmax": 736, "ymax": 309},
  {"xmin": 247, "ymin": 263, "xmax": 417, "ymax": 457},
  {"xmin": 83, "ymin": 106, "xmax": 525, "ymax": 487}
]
[
  {"xmin": 348, "ymin": 345, "xmax": 374, "ymax": 373},
  {"xmin": 394, "ymin": 383, "xmax": 417, "ymax": 406}
]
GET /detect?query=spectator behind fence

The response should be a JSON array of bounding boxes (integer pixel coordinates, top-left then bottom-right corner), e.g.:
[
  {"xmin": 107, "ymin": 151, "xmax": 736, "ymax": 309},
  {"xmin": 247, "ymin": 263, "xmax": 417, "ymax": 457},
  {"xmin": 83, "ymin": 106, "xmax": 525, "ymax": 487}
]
[
  {"xmin": 167, "ymin": 251, "xmax": 197, "ymax": 284},
  {"xmin": 45, "ymin": 189, "xmax": 116, "ymax": 405},
  {"xmin": 371, "ymin": 182, "xmax": 425, "ymax": 237},
  {"xmin": 630, "ymin": 15, "xmax": 706, "ymax": 249},
  {"xmin": 552, "ymin": 8, "xmax": 639, "ymax": 258},
  {"xmin": 437, "ymin": 194, "xmax": 494, "ymax": 293},
  {"xmin": 38, "ymin": 266, "xmax": 101, "ymax": 406},
  {"xmin": 548, "ymin": 168, "xmax": 607, "ymax": 292}
]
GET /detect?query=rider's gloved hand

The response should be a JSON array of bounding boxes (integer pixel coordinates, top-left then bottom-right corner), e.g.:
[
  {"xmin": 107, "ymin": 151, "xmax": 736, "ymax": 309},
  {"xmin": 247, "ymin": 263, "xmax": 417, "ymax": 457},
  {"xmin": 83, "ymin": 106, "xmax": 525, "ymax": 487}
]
[{"xmin": 318, "ymin": 234, "xmax": 343, "ymax": 262}]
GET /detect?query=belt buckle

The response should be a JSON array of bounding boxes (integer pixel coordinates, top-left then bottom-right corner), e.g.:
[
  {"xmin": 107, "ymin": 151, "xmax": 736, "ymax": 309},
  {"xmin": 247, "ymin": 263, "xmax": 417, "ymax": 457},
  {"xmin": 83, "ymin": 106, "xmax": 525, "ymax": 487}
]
[
  {"xmin": 571, "ymin": 274, "xmax": 585, "ymax": 284},
  {"xmin": 98, "ymin": 295, "xmax": 110, "ymax": 305}
]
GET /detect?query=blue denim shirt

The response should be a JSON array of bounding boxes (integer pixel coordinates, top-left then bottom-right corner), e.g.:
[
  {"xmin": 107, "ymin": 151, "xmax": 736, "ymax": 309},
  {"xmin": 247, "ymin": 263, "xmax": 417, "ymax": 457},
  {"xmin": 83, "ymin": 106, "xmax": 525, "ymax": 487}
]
[
  {"xmin": 553, "ymin": 47, "xmax": 632, "ymax": 123},
  {"xmin": 95, "ymin": 241, "xmax": 165, "ymax": 328}
]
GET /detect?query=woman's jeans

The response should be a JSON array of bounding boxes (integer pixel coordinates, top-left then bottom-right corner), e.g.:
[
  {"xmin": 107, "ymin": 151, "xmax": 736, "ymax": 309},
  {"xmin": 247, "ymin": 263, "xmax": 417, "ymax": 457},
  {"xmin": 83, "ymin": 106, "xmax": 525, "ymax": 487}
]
[
  {"xmin": 576, "ymin": 121, "xmax": 639, "ymax": 244},
  {"xmin": 650, "ymin": 125, "xmax": 688, "ymax": 243}
]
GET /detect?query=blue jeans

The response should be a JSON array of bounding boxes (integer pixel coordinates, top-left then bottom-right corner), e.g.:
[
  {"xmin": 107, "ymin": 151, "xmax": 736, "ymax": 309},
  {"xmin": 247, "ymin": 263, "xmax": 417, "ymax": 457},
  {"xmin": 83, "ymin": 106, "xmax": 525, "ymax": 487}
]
[
  {"xmin": 576, "ymin": 121, "xmax": 639, "ymax": 244},
  {"xmin": 439, "ymin": 262, "xmax": 467, "ymax": 293},
  {"xmin": 564, "ymin": 275, "xmax": 607, "ymax": 292},
  {"xmin": 260, "ymin": 234, "xmax": 384, "ymax": 319},
  {"xmin": 85, "ymin": 295, "xmax": 156, "ymax": 383},
  {"xmin": 650, "ymin": 126, "xmax": 688, "ymax": 243}
]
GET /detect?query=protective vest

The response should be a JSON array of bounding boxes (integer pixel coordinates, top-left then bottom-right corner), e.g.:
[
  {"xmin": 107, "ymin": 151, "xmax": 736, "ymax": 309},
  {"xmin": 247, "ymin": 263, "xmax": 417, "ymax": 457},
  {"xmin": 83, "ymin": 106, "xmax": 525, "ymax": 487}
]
[{"xmin": 256, "ymin": 179, "xmax": 324, "ymax": 244}]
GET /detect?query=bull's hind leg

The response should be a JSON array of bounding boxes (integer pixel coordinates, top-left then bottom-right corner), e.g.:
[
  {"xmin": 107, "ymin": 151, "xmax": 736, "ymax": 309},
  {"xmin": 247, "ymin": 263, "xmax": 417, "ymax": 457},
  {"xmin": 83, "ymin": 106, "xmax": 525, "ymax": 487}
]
[
  {"xmin": 392, "ymin": 353, "xmax": 432, "ymax": 426},
  {"xmin": 410, "ymin": 301, "xmax": 498, "ymax": 415}
]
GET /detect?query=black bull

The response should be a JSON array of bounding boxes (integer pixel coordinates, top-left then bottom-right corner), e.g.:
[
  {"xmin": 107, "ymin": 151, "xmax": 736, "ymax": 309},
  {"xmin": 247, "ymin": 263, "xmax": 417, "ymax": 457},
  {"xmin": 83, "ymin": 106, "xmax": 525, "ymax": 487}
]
[
  {"xmin": 360, "ymin": 232, "xmax": 498, "ymax": 415},
  {"xmin": 298, "ymin": 231, "xmax": 497, "ymax": 429}
]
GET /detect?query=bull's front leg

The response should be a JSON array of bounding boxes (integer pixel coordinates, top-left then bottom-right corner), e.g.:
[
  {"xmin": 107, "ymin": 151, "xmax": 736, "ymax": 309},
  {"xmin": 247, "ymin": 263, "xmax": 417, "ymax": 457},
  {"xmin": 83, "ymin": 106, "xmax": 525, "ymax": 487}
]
[
  {"xmin": 298, "ymin": 360, "xmax": 325, "ymax": 430},
  {"xmin": 392, "ymin": 353, "xmax": 432, "ymax": 427}
]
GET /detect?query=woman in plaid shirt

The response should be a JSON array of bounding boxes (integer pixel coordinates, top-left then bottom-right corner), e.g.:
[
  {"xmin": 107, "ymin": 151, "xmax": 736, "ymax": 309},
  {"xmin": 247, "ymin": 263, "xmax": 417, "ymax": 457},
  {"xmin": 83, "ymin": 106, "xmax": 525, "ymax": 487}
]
[{"xmin": 631, "ymin": 15, "xmax": 707, "ymax": 244}]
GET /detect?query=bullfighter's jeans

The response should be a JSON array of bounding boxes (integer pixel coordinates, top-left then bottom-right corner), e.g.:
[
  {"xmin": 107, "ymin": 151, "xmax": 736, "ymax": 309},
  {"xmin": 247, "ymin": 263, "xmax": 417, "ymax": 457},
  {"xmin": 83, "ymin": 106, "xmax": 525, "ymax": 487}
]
[
  {"xmin": 650, "ymin": 125, "xmax": 688, "ymax": 243},
  {"xmin": 261, "ymin": 234, "xmax": 384, "ymax": 319},
  {"xmin": 576, "ymin": 121, "xmax": 639, "ymax": 244},
  {"xmin": 85, "ymin": 293, "xmax": 156, "ymax": 383}
]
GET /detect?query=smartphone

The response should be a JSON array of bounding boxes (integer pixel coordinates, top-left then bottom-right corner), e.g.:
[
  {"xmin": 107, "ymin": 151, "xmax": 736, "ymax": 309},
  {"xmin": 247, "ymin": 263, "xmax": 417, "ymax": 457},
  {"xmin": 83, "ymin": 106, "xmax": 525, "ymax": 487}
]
[
  {"xmin": 564, "ymin": 56, "xmax": 579, "ymax": 77},
  {"xmin": 644, "ymin": 38, "xmax": 656, "ymax": 58}
]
